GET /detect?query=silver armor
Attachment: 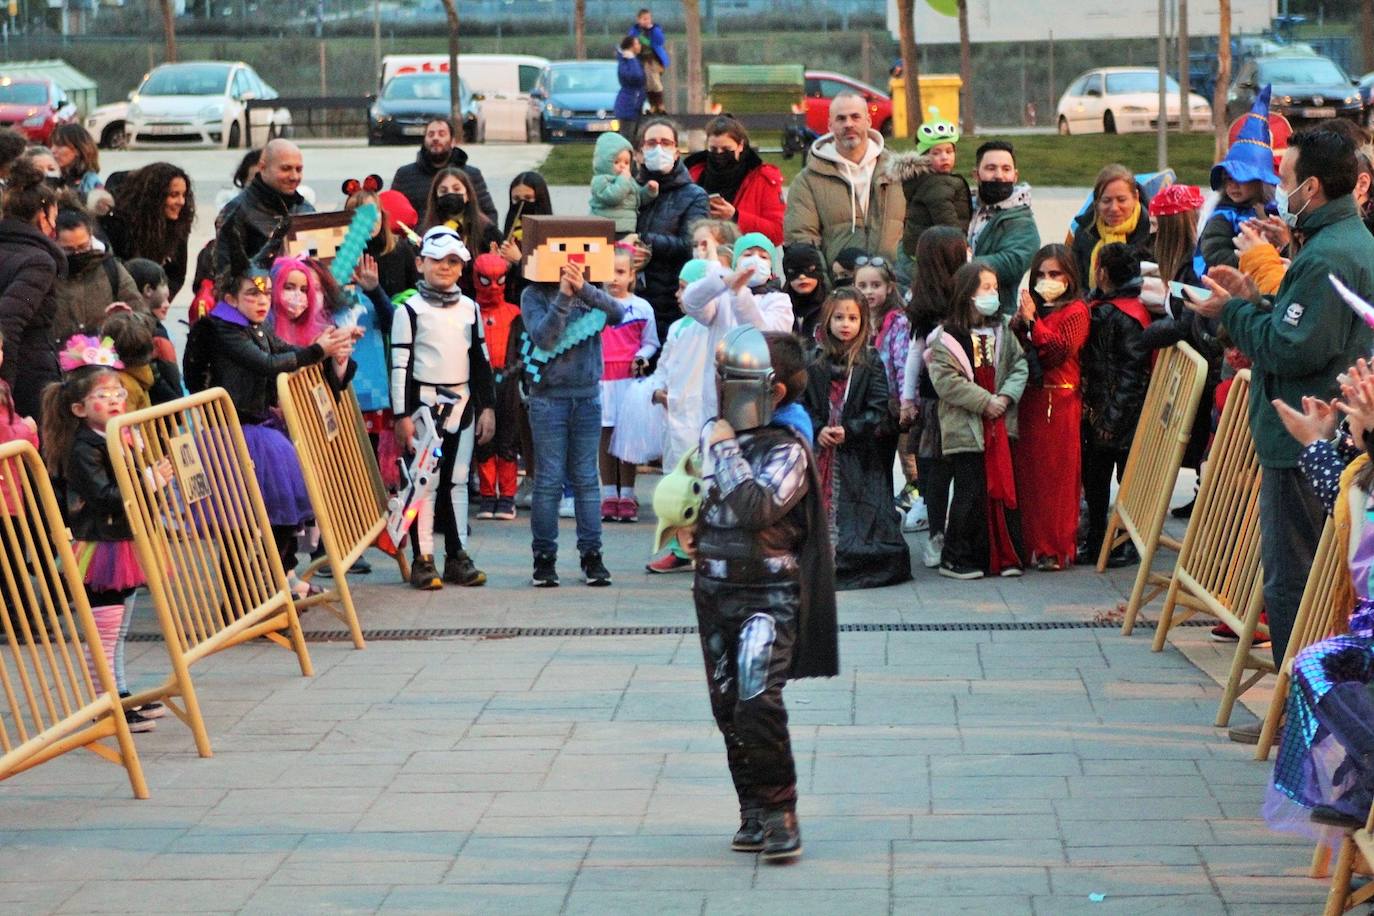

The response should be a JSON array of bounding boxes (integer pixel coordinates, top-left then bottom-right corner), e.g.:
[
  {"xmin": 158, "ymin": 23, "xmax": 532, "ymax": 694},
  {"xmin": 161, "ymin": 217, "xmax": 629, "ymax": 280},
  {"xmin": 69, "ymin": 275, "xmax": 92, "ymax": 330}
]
[{"xmin": 715, "ymin": 325, "xmax": 775, "ymax": 431}]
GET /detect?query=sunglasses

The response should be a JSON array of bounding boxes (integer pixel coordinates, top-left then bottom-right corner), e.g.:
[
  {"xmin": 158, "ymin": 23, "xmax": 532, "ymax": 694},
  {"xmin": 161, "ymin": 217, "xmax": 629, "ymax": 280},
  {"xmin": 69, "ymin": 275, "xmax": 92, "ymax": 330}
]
[{"xmin": 853, "ymin": 256, "xmax": 888, "ymax": 268}]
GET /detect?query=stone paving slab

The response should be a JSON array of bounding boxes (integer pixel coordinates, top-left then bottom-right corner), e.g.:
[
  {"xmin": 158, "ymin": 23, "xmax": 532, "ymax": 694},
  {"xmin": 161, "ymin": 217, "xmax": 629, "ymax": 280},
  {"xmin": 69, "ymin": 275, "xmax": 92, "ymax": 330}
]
[{"xmin": 2, "ymin": 469, "xmax": 1338, "ymax": 913}]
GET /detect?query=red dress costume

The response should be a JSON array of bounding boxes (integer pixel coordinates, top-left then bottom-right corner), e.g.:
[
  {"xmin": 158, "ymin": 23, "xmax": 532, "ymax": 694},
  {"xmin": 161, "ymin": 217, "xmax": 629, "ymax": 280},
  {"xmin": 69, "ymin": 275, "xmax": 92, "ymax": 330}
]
[{"xmin": 1012, "ymin": 299, "xmax": 1090, "ymax": 568}]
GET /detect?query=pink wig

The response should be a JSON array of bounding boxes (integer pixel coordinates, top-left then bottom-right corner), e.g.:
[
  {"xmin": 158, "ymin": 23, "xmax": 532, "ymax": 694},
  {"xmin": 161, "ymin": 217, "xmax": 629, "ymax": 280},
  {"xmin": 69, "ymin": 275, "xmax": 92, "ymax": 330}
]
[{"xmin": 269, "ymin": 257, "xmax": 331, "ymax": 347}]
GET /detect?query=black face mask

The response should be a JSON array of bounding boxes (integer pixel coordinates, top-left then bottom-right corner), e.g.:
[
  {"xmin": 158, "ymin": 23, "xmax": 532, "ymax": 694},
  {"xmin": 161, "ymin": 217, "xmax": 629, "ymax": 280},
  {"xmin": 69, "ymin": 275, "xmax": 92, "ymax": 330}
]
[
  {"xmin": 978, "ymin": 179, "xmax": 1015, "ymax": 206},
  {"xmin": 707, "ymin": 149, "xmax": 740, "ymax": 172},
  {"xmin": 66, "ymin": 250, "xmax": 100, "ymax": 273},
  {"xmin": 436, "ymin": 193, "xmax": 466, "ymax": 219}
]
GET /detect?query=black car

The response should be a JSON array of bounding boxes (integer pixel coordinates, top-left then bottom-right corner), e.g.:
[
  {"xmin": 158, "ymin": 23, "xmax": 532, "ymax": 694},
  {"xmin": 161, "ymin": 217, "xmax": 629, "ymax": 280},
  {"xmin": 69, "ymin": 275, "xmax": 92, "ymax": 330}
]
[
  {"xmin": 368, "ymin": 73, "xmax": 484, "ymax": 146},
  {"xmin": 1226, "ymin": 55, "xmax": 1362, "ymax": 126}
]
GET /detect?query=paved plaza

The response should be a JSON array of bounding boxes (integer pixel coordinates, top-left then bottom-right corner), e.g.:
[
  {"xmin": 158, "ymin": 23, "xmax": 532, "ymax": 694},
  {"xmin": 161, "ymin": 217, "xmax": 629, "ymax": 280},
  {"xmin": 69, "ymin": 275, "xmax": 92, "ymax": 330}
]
[{"xmin": 0, "ymin": 476, "xmax": 1331, "ymax": 914}]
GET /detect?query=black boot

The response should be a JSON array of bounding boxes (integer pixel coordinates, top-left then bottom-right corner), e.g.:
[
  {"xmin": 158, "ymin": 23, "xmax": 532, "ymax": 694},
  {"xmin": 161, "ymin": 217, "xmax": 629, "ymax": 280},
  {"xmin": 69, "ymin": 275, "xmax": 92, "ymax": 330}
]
[
  {"xmin": 1105, "ymin": 541, "xmax": 1139, "ymax": 569},
  {"xmin": 731, "ymin": 809, "xmax": 765, "ymax": 852},
  {"xmin": 761, "ymin": 808, "xmax": 802, "ymax": 862}
]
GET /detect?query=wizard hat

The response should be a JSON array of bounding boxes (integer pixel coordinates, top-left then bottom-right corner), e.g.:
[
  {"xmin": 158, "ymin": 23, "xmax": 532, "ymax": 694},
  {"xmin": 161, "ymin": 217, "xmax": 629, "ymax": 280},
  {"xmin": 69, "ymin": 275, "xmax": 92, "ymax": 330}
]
[{"xmin": 1211, "ymin": 85, "xmax": 1281, "ymax": 190}]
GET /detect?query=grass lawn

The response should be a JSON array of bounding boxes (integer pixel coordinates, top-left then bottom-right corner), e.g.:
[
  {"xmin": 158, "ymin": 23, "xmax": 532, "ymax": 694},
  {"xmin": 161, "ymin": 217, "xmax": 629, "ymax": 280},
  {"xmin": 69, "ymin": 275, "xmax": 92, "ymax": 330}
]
[{"xmin": 536, "ymin": 131, "xmax": 1221, "ymax": 188}]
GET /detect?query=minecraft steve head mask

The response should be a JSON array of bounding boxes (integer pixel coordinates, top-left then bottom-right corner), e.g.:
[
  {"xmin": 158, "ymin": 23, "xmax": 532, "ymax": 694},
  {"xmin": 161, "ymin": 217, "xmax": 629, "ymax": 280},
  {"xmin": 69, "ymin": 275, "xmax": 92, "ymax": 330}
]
[{"xmin": 521, "ymin": 215, "xmax": 616, "ymax": 283}]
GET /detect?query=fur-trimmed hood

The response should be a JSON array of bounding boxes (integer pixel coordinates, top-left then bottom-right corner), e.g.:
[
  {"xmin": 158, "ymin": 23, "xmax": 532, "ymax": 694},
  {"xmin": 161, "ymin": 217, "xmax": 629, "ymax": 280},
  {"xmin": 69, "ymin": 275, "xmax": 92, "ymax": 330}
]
[{"xmin": 883, "ymin": 149, "xmax": 939, "ymax": 184}]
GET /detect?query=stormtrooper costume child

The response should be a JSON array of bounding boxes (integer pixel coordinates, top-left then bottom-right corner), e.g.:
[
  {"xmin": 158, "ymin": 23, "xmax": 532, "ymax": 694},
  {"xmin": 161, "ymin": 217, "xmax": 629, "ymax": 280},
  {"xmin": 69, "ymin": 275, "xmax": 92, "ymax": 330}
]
[
  {"xmin": 390, "ymin": 226, "xmax": 497, "ymax": 590},
  {"xmin": 691, "ymin": 326, "xmax": 838, "ymax": 863}
]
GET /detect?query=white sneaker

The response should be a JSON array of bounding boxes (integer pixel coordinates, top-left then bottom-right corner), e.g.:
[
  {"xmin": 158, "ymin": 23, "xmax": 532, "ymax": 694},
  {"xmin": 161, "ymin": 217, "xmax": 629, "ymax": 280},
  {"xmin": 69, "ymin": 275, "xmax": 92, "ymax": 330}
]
[
  {"xmin": 902, "ymin": 498, "xmax": 929, "ymax": 533},
  {"xmin": 558, "ymin": 496, "xmax": 575, "ymax": 518},
  {"xmin": 922, "ymin": 532, "xmax": 943, "ymax": 569}
]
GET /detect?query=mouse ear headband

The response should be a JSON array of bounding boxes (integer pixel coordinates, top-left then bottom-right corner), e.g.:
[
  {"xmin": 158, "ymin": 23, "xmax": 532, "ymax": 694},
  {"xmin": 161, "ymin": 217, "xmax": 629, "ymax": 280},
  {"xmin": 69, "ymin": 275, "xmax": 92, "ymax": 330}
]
[{"xmin": 340, "ymin": 174, "xmax": 384, "ymax": 196}]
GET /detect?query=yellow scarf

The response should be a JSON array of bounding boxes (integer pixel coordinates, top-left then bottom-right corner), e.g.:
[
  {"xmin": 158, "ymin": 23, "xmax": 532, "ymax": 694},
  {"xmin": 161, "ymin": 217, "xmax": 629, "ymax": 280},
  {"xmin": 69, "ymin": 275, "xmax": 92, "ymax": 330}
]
[
  {"xmin": 1331, "ymin": 453, "xmax": 1368, "ymax": 629},
  {"xmin": 1088, "ymin": 202, "xmax": 1141, "ymax": 281}
]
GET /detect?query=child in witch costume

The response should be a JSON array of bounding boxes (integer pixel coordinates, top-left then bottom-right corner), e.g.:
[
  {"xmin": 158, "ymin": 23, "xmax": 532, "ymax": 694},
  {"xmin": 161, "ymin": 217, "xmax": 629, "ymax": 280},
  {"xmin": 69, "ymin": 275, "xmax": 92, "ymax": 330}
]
[
  {"xmin": 390, "ymin": 226, "xmax": 498, "ymax": 589},
  {"xmin": 688, "ymin": 326, "xmax": 838, "ymax": 863}
]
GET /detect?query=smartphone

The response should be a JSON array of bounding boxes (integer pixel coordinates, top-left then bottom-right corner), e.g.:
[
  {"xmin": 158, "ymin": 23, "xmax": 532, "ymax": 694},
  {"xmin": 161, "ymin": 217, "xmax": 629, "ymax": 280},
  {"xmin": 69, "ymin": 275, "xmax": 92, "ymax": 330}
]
[
  {"xmin": 1168, "ymin": 280, "xmax": 1210, "ymax": 302},
  {"xmin": 708, "ymin": 193, "xmax": 724, "ymax": 201}
]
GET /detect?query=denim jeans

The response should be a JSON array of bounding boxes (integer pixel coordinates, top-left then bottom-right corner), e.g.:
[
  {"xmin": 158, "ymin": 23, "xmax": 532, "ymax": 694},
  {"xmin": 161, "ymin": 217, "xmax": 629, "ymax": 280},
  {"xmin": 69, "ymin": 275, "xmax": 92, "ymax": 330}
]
[
  {"xmin": 528, "ymin": 395, "xmax": 602, "ymax": 557},
  {"xmin": 1260, "ymin": 466, "xmax": 1325, "ymax": 668}
]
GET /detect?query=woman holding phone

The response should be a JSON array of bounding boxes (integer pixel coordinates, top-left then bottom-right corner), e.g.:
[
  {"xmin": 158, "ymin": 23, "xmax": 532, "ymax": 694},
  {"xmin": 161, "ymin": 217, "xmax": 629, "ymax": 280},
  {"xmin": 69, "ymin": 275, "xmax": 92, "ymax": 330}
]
[{"xmin": 684, "ymin": 115, "xmax": 785, "ymax": 245}]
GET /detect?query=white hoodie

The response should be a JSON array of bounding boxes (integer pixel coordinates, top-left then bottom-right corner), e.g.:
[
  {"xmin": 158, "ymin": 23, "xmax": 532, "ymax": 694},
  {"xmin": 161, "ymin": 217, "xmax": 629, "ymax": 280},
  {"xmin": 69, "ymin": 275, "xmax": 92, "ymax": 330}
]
[{"xmin": 808, "ymin": 128, "xmax": 886, "ymax": 230}]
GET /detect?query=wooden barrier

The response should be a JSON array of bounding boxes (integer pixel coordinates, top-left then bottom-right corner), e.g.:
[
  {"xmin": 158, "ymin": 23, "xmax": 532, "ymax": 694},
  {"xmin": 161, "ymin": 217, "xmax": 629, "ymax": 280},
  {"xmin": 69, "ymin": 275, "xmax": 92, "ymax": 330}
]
[
  {"xmin": 1148, "ymin": 372, "xmax": 1269, "ymax": 716},
  {"xmin": 1323, "ymin": 807, "xmax": 1374, "ymax": 914},
  {"xmin": 0, "ymin": 441, "xmax": 147, "ymax": 797},
  {"xmin": 1101, "ymin": 342, "xmax": 1209, "ymax": 635},
  {"xmin": 106, "ymin": 388, "xmax": 313, "ymax": 757},
  {"xmin": 1257, "ymin": 518, "xmax": 1349, "ymax": 760},
  {"xmin": 278, "ymin": 364, "xmax": 392, "ymax": 649}
]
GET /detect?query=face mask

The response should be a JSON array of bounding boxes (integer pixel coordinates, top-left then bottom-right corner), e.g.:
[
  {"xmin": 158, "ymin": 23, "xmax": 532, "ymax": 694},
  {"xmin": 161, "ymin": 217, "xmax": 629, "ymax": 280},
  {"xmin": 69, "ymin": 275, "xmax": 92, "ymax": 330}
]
[
  {"xmin": 973, "ymin": 292, "xmax": 1001, "ymax": 317},
  {"xmin": 643, "ymin": 145, "xmax": 676, "ymax": 174},
  {"xmin": 978, "ymin": 179, "xmax": 1015, "ymax": 206},
  {"xmin": 280, "ymin": 289, "xmax": 308, "ymax": 319},
  {"xmin": 436, "ymin": 193, "xmax": 465, "ymax": 218},
  {"xmin": 1034, "ymin": 278, "xmax": 1067, "ymax": 302},
  {"xmin": 65, "ymin": 250, "xmax": 100, "ymax": 273},
  {"xmin": 1276, "ymin": 179, "xmax": 1312, "ymax": 228},
  {"xmin": 737, "ymin": 254, "xmax": 771, "ymax": 288},
  {"xmin": 707, "ymin": 149, "xmax": 738, "ymax": 171}
]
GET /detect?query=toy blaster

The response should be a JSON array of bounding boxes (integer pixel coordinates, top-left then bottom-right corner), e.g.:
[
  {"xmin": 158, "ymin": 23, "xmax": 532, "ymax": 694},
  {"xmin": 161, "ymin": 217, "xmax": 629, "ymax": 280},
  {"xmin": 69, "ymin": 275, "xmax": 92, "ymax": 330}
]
[
  {"xmin": 377, "ymin": 387, "xmax": 460, "ymax": 557},
  {"xmin": 1330, "ymin": 274, "xmax": 1374, "ymax": 330}
]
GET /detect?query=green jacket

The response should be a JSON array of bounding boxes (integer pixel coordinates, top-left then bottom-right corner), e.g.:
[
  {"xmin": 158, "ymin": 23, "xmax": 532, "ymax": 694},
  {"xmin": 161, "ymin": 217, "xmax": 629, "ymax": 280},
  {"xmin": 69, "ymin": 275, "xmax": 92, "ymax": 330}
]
[
  {"xmin": 1223, "ymin": 196, "xmax": 1374, "ymax": 468},
  {"xmin": 927, "ymin": 322, "xmax": 1028, "ymax": 454},
  {"xmin": 970, "ymin": 191, "xmax": 1040, "ymax": 316}
]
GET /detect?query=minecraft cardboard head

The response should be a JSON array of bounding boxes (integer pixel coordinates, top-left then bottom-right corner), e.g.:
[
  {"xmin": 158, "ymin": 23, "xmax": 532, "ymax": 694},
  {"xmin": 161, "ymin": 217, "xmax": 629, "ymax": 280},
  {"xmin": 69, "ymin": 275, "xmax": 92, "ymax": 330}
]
[{"xmin": 522, "ymin": 215, "xmax": 616, "ymax": 283}]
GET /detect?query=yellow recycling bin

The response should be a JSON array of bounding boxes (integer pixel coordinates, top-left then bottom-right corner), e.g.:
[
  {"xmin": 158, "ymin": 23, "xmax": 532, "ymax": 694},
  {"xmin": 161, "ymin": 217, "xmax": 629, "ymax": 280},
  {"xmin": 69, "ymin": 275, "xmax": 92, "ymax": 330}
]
[{"xmin": 890, "ymin": 74, "xmax": 962, "ymax": 139}]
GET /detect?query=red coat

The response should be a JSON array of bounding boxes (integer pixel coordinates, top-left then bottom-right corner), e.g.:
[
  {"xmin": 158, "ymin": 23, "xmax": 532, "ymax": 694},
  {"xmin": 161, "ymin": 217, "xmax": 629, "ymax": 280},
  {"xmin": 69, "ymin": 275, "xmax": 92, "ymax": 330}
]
[{"xmin": 686, "ymin": 155, "xmax": 785, "ymax": 245}]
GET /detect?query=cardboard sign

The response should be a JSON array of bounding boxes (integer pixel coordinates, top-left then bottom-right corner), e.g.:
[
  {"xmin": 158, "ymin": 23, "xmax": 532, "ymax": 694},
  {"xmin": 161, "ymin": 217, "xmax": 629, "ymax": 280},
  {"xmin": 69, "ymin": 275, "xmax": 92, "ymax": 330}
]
[
  {"xmin": 168, "ymin": 433, "xmax": 212, "ymax": 504},
  {"xmin": 311, "ymin": 383, "xmax": 341, "ymax": 442}
]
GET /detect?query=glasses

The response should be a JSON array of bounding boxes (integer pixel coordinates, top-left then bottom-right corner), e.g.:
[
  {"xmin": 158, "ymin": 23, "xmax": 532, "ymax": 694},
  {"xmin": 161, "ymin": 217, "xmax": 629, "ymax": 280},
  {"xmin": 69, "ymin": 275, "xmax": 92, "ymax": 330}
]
[
  {"xmin": 853, "ymin": 256, "xmax": 888, "ymax": 268},
  {"xmin": 87, "ymin": 388, "xmax": 128, "ymax": 404},
  {"xmin": 642, "ymin": 138, "xmax": 677, "ymax": 148}
]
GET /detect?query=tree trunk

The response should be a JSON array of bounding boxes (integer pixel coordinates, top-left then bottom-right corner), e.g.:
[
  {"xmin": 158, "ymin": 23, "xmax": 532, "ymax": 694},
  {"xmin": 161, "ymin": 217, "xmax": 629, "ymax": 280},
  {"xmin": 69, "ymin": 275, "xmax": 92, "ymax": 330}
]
[
  {"xmin": 1213, "ymin": 0, "xmax": 1231, "ymax": 160},
  {"xmin": 957, "ymin": 0, "xmax": 974, "ymax": 135},
  {"xmin": 574, "ymin": 0, "xmax": 586, "ymax": 61},
  {"xmin": 1362, "ymin": 0, "xmax": 1374, "ymax": 73},
  {"xmin": 683, "ymin": 0, "xmax": 704, "ymax": 114},
  {"xmin": 896, "ymin": 0, "xmax": 923, "ymax": 136},
  {"xmin": 439, "ymin": 0, "xmax": 461, "ymax": 129},
  {"xmin": 160, "ymin": 0, "xmax": 177, "ymax": 63},
  {"xmin": 1178, "ymin": 0, "xmax": 1190, "ymax": 133}
]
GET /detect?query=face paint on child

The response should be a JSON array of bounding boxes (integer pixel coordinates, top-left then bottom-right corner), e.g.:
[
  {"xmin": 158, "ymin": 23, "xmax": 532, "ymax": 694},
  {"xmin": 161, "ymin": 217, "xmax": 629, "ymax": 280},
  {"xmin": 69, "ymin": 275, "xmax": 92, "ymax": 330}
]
[
  {"xmin": 829, "ymin": 297, "xmax": 863, "ymax": 342},
  {"xmin": 229, "ymin": 277, "xmax": 273, "ymax": 323},
  {"xmin": 72, "ymin": 378, "xmax": 129, "ymax": 432}
]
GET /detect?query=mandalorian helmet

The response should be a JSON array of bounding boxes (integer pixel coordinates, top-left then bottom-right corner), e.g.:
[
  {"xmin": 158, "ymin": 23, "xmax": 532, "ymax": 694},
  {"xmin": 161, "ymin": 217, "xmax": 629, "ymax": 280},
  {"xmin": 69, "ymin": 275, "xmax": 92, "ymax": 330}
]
[{"xmin": 715, "ymin": 325, "xmax": 775, "ymax": 431}]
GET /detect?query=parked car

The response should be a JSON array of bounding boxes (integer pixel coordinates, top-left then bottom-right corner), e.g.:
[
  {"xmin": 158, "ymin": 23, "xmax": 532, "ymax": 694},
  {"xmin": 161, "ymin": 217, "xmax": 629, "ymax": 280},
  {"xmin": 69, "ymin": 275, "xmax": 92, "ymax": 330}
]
[
  {"xmin": 86, "ymin": 98, "xmax": 130, "ymax": 149},
  {"xmin": 126, "ymin": 61, "xmax": 291, "ymax": 149},
  {"xmin": 1056, "ymin": 67, "xmax": 1212, "ymax": 135},
  {"xmin": 527, "ymin": 61, "xmax": 623, "ymax": 143},
  {"xmin": 802, "ymin": 70, "xmax": 893, "ymax": 136},
  {"xmin": 368, "ymin": 72, "xmax": 484, "ymax": 146},
  {"xmin": 1228, "ymin": 55, "xmax": 1364, "ymax": 127},
  {"xmin": 0, "ymin": 77, "xmax": 78, "ymax": 144}
]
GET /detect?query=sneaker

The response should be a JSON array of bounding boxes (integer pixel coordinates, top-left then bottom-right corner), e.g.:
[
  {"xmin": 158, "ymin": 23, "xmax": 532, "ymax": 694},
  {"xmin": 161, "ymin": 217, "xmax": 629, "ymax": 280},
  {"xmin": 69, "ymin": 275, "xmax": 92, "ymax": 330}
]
[
  {"xmin": 493, "ymin": 497, "xmax": 517, "ymax": 520},
  {"xmin": 442, "ymin": 551, "xmax": 486, "ymax": 587},
  {"xmin": 601, "ymin": 497, "xmax": 619, "ymax": 522},
  {"xmin": 580, "ymin": 550, "xmax": 612, "ymax": 586},
  {"xmin": 1210, "ymin": 624, "xmax": 1239, "ymax": 642},
  {"xmin": 408, "ymin": 554, "xmax": 443, "ymax": 590},
  {"xmin": 938, "ymin": 562, "xmax": 984, "ymax": 580},
  {"xmin": 999, "ymin": 566, "xmax": 1024, "ymax": 578},
  {"xmin": 123, "ymin": 708, "xmax": 157, "ymax": 733},
  {"xmin": 532, "ymin": 552, "xmax": 559, "ymax": 588},
  {"xmin": 1227, "ymin": 718, "xmax": 1263, "ymax": 745},
  {"xmin": 921, "ymin": 533, "xmax": 944, "ymax": 569},
  {"xmin": 1104, "ymin": 541, "xmax": 1140, "ymax": 569},
  {"xmin": 515, "ymin": 477, "xmax": 534, "ymax": 509},
  {"xmin": 120, "ymin": 691, "xmax": 166, "ymax": 720},
  {"xmin": 646, "ymin": 551, "xmax": 693, "ymax": 573},
  {"xmin": 1171, "ymin": 497, "xmax": 1197, "ymax": 520},
  {"xmin": 1036, "ymin": 557, "xmax": 1063, "ymax": 572},
  {"xmin": 350, "ymin": 557, "xmax": 372, "ymax": 575},
  {"xmin": 559, "ymin": 496, "xmax": 576, "ymax": 518},
  {"xmin": 476, "ymin": 496, "xmax": 497, "ymax": 520},
  {"xmin": 902, "ymin": 499, "xmax": 929, "ymax": 533},
  {"xmin": 619, "ymin": 496, "xmax": 639, "ymax": 523},
  {"xmin": 895, "ymin": 481, "xmax": 918, "ymax": 511}
]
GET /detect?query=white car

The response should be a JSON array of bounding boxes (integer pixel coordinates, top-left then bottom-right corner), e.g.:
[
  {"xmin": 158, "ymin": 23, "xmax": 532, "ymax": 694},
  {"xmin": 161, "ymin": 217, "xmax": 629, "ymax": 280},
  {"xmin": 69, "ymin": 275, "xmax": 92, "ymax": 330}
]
[
  {"xmin": 127, "ymin": 61, "xmax": 291, "ymax": 149},
  {"xmin": 86, "ymin": 99, "xmax": 130, "ymax": 149},
  {"xmin": 1057, "ymin": 67, "xmax": 1212, "ymax": 135}
]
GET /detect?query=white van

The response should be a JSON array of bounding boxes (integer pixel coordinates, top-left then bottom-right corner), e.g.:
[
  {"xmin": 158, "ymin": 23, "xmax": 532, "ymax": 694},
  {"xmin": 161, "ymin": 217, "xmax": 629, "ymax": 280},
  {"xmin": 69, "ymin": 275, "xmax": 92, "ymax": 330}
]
[{"xmin": 380, "ymin": 54, "xmax": 548, "ymax": 100}]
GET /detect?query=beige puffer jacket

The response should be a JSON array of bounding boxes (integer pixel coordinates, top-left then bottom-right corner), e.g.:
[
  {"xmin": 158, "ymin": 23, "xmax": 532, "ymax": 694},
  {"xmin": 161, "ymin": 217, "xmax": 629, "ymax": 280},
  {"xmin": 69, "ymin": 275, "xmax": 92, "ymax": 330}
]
[{"xmin": 783, "ymin": 130, "xmax": 904, "ymax": 265}]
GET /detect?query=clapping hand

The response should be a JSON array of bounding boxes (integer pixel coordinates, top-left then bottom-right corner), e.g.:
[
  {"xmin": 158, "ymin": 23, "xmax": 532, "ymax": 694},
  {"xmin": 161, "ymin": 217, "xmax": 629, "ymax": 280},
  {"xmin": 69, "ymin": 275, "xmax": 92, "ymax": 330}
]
[{"xmin": 1272, "ymin": 395, "xmax": 1339, "ymax": 447}]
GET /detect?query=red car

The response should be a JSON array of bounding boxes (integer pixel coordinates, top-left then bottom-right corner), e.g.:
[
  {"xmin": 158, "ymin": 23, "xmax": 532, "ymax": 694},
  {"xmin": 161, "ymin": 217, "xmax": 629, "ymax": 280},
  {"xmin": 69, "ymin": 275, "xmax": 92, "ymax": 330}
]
[
  {"xmin": 804, "ymin": 70, "xmax": 893, "ymax": 136},
  {"xmin": 0, "ymin": 77, "xmax": 78, "ymax": 144}
]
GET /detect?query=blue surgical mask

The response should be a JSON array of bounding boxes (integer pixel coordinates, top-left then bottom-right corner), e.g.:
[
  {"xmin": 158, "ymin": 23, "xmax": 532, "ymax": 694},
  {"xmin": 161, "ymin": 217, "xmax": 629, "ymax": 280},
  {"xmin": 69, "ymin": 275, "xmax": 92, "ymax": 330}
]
[
  {"xmin": 1276, "ymin": 178, "xmax": 1312, "ymax": 228},
  {"xmin": 973, "ymin": 292, "xmax": 1001, "ymax": 317},
  {"xmin": 643, "ymin": 145, "xmax": 675, "ymax": 174},
  {"xmin": 736, "ymin": 254, "xmax": 771, "ymax": 287}
]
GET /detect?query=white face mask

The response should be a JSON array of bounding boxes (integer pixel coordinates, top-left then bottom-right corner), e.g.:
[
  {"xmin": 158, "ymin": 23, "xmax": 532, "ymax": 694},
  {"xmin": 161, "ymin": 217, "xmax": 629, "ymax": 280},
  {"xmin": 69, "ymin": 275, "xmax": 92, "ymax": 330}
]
[
  {"xmin": 1034, "ymin": 279, "xmax": 1067, "ymax": 302},
  {"xmin": 643, "ymin": 145, "xmax": 676, "ymax": 174},
  {"xmin": 737, "ymin": 254, "xmax": 771, "ymax": 287},
  {"xmin": 973, "ymin": 292, "xmax": 1001, "ymax": 317},
  {"xmin": 280, "ymin": 289, "xmax": 308, "ymax": 319}
]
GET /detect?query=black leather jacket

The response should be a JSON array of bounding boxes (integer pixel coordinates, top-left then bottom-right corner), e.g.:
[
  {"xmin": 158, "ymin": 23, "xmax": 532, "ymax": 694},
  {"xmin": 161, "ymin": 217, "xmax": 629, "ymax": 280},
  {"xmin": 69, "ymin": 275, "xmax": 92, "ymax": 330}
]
[
  {"xmin": 212, "ymin": 175, "xmax": 315, "ymax": 277},
  {"xmin": 183, "ymin": 305, "xmax": 327, "ymax": 423},
  {"xmin": 1081, "ymin": 282, "xmax": 1152, "ymax": 450},
  {"xmin": 64, "ymin": 425, "xmax": 131, "ymax": 543},
  {"xmin": 695, "ymin": 425, "xmax": 809, "ymax": 584}
]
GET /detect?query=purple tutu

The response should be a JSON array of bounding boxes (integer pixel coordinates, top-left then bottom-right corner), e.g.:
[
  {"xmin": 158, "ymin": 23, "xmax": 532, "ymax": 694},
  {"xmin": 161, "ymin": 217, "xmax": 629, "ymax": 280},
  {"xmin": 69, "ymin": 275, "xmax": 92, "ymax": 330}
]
[
  {"xmin": 241, "ymin": 421, "xmax": 313, "ymax": 527},
  {"xmin": 75, "ymin": 540, "xmax": 146, "ymax": 593}
]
